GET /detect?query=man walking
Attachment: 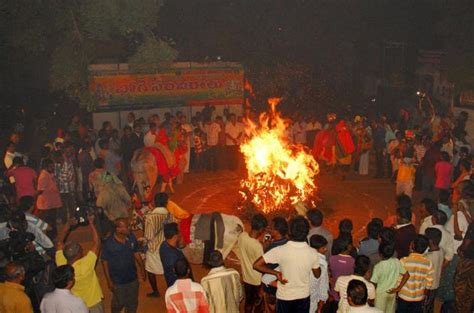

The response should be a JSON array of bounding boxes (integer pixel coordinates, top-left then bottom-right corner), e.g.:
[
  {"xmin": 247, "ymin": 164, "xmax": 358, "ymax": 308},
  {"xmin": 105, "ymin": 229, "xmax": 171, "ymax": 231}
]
[{"xmin": 102, "ymin": 218, "xmax": 146, "ymax": 313}]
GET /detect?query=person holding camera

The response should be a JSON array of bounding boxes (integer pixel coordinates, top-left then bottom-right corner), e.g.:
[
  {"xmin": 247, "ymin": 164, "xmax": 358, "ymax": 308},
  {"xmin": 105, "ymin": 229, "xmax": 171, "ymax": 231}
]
[
  {"xmin": 0, "ymin": 262, "xmax": 34, "ymax": 313},
  {"xmin": 0, "ymin": 211, "xmax": 53, "ymax": 256},
  {"xmin": 55, "ymin": 214, "xmax": 104, "ymax": 313},
  {"xmin": 40, "ymin": 265, "xmax": 88, "ymax": 313}
]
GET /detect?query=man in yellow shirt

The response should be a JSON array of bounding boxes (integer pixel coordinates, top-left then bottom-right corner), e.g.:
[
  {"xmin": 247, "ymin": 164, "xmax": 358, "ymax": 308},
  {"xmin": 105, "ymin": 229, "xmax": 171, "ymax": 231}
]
[
  {"xmin": 0, "ymin": 262, "xmax": 33, "ymax": 313},
  {"xmin": 56, "ymin": 214, "xmax": 104, "ymax": 313}
]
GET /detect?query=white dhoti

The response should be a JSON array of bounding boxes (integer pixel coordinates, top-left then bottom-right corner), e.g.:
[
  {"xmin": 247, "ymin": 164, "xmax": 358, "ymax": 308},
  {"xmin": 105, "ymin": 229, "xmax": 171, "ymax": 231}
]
[{"xmin": 145, "ymin": 250, "xmax": 164, "ymax": 275}]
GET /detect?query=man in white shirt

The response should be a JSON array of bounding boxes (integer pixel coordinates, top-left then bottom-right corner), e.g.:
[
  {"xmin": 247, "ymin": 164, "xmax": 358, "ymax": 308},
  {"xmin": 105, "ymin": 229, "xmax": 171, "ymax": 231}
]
[
  {"xmin": 446, "ymin": 199, "xmax": 471, "ymax": 252},
  {"xmin": 421, "ymin": 210, "xmax": 454, "ymax": 262},
  {"xmin": 292, "ymin": 118, "xmax": 307, "ymax": 145},
  {"xmin": 127, "ymin": 112, "xmax": 136, "ymax": 128},
  {"xmin": 202, "ymin": 118, "xmax": 221, "ymax": 171},
  {"xmin": 143, "ymin": 122, "xmax": 157, "ymax": 147},
  {"xmin": 335, "ymin": 255, "xmax": 376, "ymax": 313},
  {"xmin": 225, "ymin": 114, "xmax": 243, "ymax": 171},
  {"xmin": 40, "ymin": 265, "xmax": 88, "ymax": 313},
  {"xmin": 347, "ymin": 280, "xmax": 382, "ymax": 313},
  {"xmin": 253, "ymin": 216, "xmax": 321, "ymax": 313}
]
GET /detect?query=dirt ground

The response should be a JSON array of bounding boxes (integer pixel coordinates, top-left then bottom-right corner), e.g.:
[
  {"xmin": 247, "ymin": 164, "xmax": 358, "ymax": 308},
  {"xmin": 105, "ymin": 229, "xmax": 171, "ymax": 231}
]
[{"xmin": 69, "ymin": 167, "xmax": 423, "ymax": 312}]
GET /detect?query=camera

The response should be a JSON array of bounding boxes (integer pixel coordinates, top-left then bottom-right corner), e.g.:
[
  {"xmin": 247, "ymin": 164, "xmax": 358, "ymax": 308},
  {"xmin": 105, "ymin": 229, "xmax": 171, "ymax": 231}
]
[
  {"xmin": 74, "ymin": 206, "xmax": 90, "ymax": 227},
  {"xmin": 416, "ymin": 91, "xmax": 426, "ymax": 98}
]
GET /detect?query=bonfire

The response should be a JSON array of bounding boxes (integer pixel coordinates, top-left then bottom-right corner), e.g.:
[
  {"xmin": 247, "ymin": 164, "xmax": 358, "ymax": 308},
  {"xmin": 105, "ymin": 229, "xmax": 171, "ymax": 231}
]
[{"xmin": 239, "ymin": 98, "xmax": 319, "ymax": 214}]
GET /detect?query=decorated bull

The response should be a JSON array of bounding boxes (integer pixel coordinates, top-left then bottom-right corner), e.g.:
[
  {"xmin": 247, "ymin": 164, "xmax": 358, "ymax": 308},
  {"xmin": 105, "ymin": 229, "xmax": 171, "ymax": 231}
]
[{"xmin": 130, "ymin": 147, "xmax": 244, "ymax": 264}]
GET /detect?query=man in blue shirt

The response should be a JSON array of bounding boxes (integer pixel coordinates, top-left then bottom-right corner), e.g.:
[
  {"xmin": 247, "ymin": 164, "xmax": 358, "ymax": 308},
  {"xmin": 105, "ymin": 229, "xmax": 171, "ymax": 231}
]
[
  {"xmin": 101, "ymin": 218, "xmax": 145, "ymax": 313},
  {"xmin": 159, "ymin": 222, "xmax": 191, "ymax": 287}
]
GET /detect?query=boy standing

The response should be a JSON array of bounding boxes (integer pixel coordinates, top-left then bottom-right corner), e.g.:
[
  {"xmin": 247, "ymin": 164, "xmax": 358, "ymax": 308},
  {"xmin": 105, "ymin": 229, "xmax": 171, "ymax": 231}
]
[
  {"xmin": 423, "ymin": 228, "xmax": 444, "ymax": 313},
  {"xmin": 371, "ymin": 243, "xmax": 409, "ymax": 313},
  {"xmin": 309, "ymin": 235, "xmax": 330, "ymax": 313},
  {"xmin": 397, "ymin": 235, "xmax": 434, "ymax": 313}
]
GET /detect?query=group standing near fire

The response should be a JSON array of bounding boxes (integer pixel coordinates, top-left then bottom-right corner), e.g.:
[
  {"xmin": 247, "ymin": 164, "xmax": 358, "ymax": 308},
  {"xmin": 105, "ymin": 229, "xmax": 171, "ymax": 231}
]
[{"xmin": 0, "ymin": 94, "xmax": 473, "ymax": 313}]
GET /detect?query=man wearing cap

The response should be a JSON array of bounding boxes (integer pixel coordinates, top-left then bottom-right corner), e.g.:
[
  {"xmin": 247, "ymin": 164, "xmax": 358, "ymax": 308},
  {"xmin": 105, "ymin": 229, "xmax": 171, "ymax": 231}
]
[{"xmin": 55, "ymin": 215, "xmax": 104, "ymax": 313}]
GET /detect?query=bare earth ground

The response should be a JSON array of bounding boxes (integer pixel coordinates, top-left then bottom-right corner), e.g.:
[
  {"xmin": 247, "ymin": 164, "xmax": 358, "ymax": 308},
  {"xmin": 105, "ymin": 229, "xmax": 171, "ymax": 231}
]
[{"xmin": 69, "ymin": 167, "xmax": 423, "ymax": 312}]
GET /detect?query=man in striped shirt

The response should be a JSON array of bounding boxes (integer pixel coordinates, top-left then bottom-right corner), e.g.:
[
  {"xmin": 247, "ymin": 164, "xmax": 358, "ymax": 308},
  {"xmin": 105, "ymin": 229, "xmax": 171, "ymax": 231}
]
[{"xmin": 397, "ymin": 235, "xmax": 434, "ymax": 313}]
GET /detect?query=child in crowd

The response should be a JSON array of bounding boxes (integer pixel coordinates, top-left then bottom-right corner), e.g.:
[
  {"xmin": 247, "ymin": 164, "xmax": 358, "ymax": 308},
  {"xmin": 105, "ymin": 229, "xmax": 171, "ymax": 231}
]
[
  {"xmin": 437, "ymin": 189, "xmax": 452, "ymax": 219},
  {"xmin": 418, "ymin": 198, "xmax": 438, "ymax": 234},
  {"xmin": 384, "ymin": 195, "xmax": 417, "ymax": 227},
  {"xmin": 371, "ymin": 243, "xmax": 409, "ymax": 313},
  {"xmin": 329, "ymin": 234, "xmax": 355, "ymax": 301},
  {"xmin": 368, "ymin": 227, "xmax": 397, "ymax": 267},
  {"xmin": 434, "ymin": 151, "xmax": 453, "ymax": 196},
  {"xmin": 396, "ymin": 155, "xmax": 416, "ymax": 198},
  {"xmin": 428, "ymin": 210, "xmax": 454, "ymax": 263},
  {"xmin": 309, "ymin": 235, "xmax": 330, "ymax": 313},
  {"xmin": 335, "ymin": 255, "xmax": 376, "ymax": 313},
  {"xmin": 332, "ymin": 219, "xmax": 356, "ymax": 257},
  {"xmin": 423, "ymin": 228, "xmax": 444, "ymax": 313},
  {"xmin": 394, "ymin": 206, "xmax": 417, "ymax": 259},
  {"xmin": 398, "ymin": 235, "xmax": 434, "ymax": 313},
  {"xmin": 359, "ymin": 219, "xmax": 382, "ymax": 257}
]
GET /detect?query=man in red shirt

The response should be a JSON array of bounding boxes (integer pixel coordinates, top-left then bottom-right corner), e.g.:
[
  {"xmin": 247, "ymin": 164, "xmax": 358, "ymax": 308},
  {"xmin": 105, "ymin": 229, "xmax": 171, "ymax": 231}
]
[{"xmin": 6, "ymin": 157, "xmax": 37, "ymax": 205}]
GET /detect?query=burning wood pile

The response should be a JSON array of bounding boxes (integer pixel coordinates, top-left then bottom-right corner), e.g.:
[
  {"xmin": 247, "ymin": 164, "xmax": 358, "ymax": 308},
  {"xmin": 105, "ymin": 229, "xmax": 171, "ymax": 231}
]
[{"xmin": 239, "ymin": 98, "xmax": 319, "ymax": 214}]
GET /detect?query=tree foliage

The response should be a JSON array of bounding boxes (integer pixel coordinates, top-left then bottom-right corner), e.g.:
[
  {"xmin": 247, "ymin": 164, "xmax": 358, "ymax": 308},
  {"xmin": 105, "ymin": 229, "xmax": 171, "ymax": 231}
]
[
  {"xmin": 1, "ymin": 0, "xmax": 176, "ymax": 111},
  {"xmin": 128, "ymin": 37, "xmax": 178, "ymax": 70}
]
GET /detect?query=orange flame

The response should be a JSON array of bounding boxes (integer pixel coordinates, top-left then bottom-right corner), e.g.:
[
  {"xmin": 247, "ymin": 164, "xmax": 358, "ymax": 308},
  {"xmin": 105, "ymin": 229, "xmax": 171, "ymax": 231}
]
[{"xmin": 240, "ymin": 98, "xmax": 319, "ymax": 213}]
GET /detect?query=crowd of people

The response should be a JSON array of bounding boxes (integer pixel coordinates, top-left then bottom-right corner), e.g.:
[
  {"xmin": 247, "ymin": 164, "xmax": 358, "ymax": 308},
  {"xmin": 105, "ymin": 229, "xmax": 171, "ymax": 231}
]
[{"xmin": 0, "ymin": 97, "xmax": 472, "ymax": 313}]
